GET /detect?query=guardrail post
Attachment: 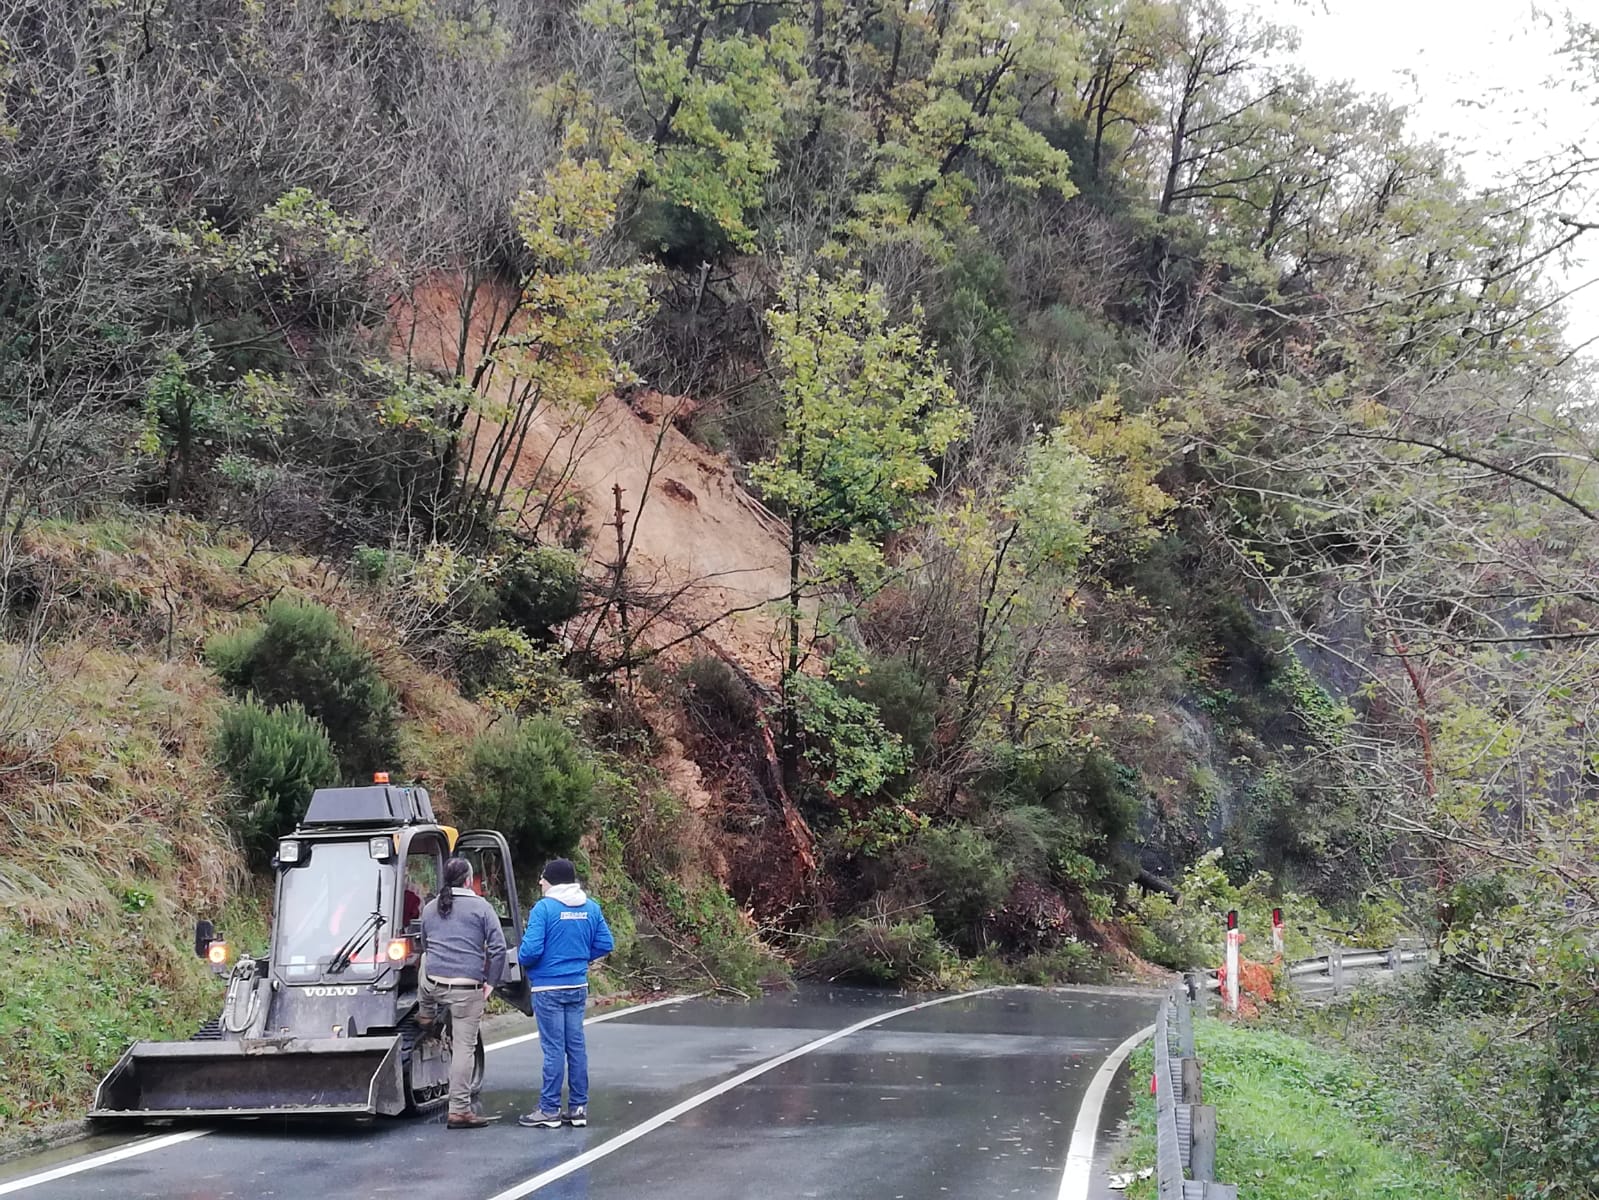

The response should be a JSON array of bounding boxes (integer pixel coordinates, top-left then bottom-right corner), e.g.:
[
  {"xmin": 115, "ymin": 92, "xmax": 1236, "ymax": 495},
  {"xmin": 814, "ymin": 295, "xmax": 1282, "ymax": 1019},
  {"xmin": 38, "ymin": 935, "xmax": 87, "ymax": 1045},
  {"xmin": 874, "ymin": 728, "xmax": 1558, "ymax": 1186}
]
[
  {"xmin": 1191, "ymin": 1104, "xmax": 1218, "ymax": 1181},
  {"xmin": 1189, "ymin": 970, "xmax": 1207, "ymax": 1015},
  {"xmin": 1182, "ymin": 1056, "xmax": 1203, "ymax": 1105},
  {"xmin": 1386, "ymin": 945, "xmax": 1400, "ymax": 972},
  {"xmin": 1329, "ymin": 946, "xmax": 1344, "ymax": 993},
  {"xmin": 1178, "ymin": 993, "xmax": 1195, "ymax": 1058}
]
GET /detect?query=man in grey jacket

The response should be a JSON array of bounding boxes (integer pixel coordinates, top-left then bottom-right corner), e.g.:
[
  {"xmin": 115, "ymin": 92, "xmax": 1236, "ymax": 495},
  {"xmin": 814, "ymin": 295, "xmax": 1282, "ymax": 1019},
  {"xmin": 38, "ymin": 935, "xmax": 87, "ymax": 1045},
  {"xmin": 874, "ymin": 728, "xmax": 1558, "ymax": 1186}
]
[{"xmin": 418, "ymin": 856, "xmax": 507, "ymax": 1129}]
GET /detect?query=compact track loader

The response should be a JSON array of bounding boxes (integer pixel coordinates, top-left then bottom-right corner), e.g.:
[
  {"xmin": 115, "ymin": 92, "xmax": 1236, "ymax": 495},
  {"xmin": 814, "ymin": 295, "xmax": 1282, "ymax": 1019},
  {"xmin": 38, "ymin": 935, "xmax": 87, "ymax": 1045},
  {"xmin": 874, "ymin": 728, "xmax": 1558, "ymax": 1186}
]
[{"xmin": 92, "ymin": 780, "xmax": 531, "ymax": 1120}]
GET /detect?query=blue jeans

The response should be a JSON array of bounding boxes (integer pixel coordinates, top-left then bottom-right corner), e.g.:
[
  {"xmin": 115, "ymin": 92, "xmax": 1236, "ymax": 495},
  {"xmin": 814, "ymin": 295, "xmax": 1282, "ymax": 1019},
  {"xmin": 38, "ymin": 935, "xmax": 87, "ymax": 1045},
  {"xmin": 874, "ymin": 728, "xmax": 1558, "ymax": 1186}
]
[{"xmin": 533, "ymin": 986, "xmax": 588, "ymax": 1114}]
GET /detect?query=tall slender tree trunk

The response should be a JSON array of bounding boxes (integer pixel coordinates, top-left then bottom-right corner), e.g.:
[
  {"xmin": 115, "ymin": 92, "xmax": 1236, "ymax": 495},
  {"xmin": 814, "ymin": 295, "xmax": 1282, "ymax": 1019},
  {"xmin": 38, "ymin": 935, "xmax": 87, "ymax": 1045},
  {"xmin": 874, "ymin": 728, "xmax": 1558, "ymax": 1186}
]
[{"xmin": 781, "ymin": 513, "xmax": 804, "ymax": 793}]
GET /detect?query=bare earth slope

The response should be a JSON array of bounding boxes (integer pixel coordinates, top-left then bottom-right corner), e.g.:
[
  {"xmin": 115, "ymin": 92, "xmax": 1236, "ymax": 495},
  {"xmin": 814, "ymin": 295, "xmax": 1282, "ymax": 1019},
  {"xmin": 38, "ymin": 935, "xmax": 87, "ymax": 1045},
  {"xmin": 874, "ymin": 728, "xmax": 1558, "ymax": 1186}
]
[{"xmin": 394, "ymin": 277, "xmax": 792, "ymax": 674}]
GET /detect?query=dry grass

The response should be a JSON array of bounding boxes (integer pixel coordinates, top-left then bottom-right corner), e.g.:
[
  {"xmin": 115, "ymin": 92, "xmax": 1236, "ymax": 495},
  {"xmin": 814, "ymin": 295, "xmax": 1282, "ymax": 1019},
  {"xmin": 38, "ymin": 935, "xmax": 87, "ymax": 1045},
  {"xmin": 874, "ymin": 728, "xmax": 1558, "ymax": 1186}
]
[
  {"xmin": 0, "ymin": 638, "xmax": 237, "ymax": 930},
  {"xmin": 0, "ymin": 511, "xmax": 503, "ymax": 1130}
]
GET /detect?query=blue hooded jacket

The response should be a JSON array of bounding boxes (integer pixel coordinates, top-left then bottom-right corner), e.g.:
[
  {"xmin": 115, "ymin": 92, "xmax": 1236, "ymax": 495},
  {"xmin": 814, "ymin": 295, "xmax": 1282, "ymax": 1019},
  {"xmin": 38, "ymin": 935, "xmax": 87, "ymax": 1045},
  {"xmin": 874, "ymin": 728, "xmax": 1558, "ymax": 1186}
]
[{"xmin": 517, "ymin": 883, "xmax": 615, "ymax": 987}]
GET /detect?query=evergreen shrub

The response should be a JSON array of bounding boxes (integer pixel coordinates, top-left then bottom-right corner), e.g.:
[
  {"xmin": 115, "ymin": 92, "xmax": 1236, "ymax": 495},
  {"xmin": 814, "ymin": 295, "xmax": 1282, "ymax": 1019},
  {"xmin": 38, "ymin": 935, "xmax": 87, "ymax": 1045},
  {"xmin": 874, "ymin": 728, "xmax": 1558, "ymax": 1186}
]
[
  {"xmin": 207, "ymin": 598, "xmax": 399, "ymax": 776},
  {"xmin": 215, "ymin": 698, "xmax": 339, "ymax": 868},
  {"xmin": 450, "ymin": 718, "xmax": 596, "ymax": 868}
]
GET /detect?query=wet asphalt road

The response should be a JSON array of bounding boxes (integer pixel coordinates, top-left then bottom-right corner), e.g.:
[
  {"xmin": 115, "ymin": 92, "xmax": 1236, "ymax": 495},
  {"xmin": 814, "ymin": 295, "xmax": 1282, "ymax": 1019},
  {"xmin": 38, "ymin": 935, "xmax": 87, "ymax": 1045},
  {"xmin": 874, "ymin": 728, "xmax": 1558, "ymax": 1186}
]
[{"xmin": 0, "ymin": 985, "xmax": 1154, "ymax": 1200}]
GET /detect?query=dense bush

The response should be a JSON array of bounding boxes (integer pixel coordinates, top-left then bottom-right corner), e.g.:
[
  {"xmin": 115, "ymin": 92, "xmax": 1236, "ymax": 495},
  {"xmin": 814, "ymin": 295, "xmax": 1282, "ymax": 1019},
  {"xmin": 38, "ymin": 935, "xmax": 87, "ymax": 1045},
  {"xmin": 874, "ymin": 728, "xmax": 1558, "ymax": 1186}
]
[
  {"xmin": 986, "ymin": 876, "xmax": 1075, "ymax": 954},
  {"xmin": 214, "ymin": 699, "xmax": 339, "ymax": 868},
  {"xmin": 496, "ymin": 547, "xmax": 583, "ymax": 640},
  {"xmin": 979, "ymin": 940, "xmax": 1104, "ymax": 986},
  {"xmin": 791, "ymin": 672, "xmax": 911, "ymax": 800},
  {"xmin": 836, "ymin": 653, "xmax": 939, "ymax": 761},
  {"xmin": 802, "ymin": 915, "xmax": 968, "ymax": 989},
  {"xmin": 980, "ymin": 748, "xmax": 1141, "ymax": 866},
  {"xmin": 676, "ymin": 655, "xmax": 756, "ymax": 734},
  {"xmin": 1298, "ymin": 978, "xmax": 1599, "ymax": 1200},
  {"xmin": 449, "ymin": 624, "xmax": 588, "ymax": 721},
  {"xmin": 1127, "ymin": 849, "xmax": 1332, "ymax": 970},
  {"xmin": 207, "ymin": 599, "xmax": 400, "ymax": 777},
  {"xmin": 903, "ymin": 823, "xmax": 1015, "ymax": 951},
  {"xmin": 450, "ymin": 718, "xmax": 596, "ymax": 868}
]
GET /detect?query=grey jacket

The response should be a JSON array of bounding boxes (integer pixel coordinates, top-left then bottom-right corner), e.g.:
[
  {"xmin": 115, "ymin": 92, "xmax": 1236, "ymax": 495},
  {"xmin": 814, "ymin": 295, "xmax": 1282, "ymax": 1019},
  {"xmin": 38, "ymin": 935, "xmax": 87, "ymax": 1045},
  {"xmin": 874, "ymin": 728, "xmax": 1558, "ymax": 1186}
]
[{"xmin": 420, "ymin": 889, "xmax": 507, "ymax": 985}]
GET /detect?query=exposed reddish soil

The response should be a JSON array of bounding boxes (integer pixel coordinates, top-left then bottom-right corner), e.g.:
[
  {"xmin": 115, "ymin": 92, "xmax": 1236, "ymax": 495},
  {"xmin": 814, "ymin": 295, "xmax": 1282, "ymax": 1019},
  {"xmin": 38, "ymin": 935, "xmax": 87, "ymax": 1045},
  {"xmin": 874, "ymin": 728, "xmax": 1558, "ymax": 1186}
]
[{"xmin": 391, "ymin": 275, "xmax": 794, "ymax": 678}]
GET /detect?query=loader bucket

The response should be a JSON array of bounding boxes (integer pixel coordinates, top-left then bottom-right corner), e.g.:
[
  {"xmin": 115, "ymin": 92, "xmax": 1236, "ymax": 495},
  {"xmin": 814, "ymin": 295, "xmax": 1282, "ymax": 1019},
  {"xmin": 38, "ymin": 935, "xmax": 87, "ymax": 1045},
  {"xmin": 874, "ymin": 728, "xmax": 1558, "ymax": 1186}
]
[{"xmin": 90, "ymin": 1035, "xmax": 407, "ymax": 1119}]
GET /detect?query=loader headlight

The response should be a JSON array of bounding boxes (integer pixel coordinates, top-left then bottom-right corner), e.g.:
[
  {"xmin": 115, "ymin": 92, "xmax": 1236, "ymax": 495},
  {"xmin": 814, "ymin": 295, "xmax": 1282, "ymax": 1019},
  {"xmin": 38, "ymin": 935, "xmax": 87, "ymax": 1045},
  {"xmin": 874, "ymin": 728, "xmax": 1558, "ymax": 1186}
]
[
  {"xmin": 277, "ymin": 840, "xmax": 301, "ymax": 865},
  {"xmin": 207, "ymin": 940, "xmax": 230, "ymax": 966},
  {"xmin": 385, "ymin": 937, "xmax": 411, "ymax": 962},
  {"xmin": 369, "ymin": 836, "xmax": 394, "ymax": 861}
]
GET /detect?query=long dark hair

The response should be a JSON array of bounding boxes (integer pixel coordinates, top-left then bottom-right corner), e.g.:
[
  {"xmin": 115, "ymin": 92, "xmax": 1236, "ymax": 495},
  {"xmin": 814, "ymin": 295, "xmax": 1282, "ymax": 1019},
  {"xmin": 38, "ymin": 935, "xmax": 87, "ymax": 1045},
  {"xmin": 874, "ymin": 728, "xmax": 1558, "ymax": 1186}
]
[{"xmin": 436, "ymin": 857, "xmax": 471, "ymax": 917}]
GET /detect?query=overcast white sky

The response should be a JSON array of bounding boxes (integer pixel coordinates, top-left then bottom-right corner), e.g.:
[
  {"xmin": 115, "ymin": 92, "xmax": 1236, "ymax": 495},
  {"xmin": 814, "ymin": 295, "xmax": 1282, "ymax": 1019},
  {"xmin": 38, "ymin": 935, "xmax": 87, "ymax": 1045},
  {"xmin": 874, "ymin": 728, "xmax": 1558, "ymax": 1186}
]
[{"xmin": 1240, "ymin": 0, "xmax": 1599, "ymax": 354}]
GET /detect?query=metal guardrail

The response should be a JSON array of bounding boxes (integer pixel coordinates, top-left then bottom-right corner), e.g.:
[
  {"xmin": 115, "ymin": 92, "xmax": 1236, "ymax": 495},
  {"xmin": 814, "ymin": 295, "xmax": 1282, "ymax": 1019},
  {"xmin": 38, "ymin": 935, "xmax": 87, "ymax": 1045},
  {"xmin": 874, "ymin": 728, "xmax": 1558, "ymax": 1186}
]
[
  {"xmin": 1150, "ymin": 942, "xmax": 1430, "ymax": 1199},
  {"xmin": 1154, "ymin": 982, "xmax": 1235, "ymax": 1199}
]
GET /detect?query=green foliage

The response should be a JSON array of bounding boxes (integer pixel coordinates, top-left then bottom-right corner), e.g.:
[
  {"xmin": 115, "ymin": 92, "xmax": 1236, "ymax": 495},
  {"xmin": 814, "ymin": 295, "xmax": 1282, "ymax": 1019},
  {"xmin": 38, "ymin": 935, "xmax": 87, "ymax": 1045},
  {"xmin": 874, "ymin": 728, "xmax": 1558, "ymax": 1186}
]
[
  {"xmin": 836, "ymin": 0, "xmax": 1079, "ymax": 243},
  {"xmin": 790, "ymin": 671, "xmax": 912, "ymax": 799},
  {"xmin": 834, "ymin": 653, "xmax": 938, "ymax": 761},
  {"xmin": 496, "ymin": 546, "xmax": 584, "ymax": 639},
  {"xmin": 828, "ymin": 801, "xmax": 929, "ymax": 858},
  {"xmin": 646, "ymin": 870, "xmax": 778, "ymax": 996},
  {"xmin": 676, "ymin": 654, "xmax": 756, "ymax": 732},
  {"xmin": 451, "ymin": 624, "xmax": 589, "ymax": 722},
  {"xmin": 1292, "ymin": 979, "xmax": 1597, "ymax": 1200},
  {"xmin": 459, "ymin": 100, "xmax": 655, "ymax": 527},
  {"xmin": 902, "ymin": 823, "xmax": 1014, "ymax": 949},
  {"xmin": 977, "ymin": 940, "xmax": 1105, "ymax": 986},
  {"xmin": 1270, "ymin": 654, "xmax": 1353, "ymax": 743},
  {"xmin": 1126, "ymin": 849, "xmax": 1334, "ymax": 970},
  {"xmin": 207, "ymin": 599, "xmax": 400, "ymax": 777},
  {"xmin": 583, "ymin": 0, "xmax": 804, "ymax": 251},
  {"xmin": 1116, "ymin": 1019, "xmax": 1491, "ymax": 1200},
  {"xmin": 755, "ymin": 270, "xmax": 969, "ymax": 545},
  {"xmin": 0, "ymin": 920, "xmax": 229, "ymax": 1127},
  {"xmin": 450, "ymin": 718, "xmax": 597, "ymax": 868},
  {"xmin": 802, "ymin": 915, "xmax": 969, "ymax": 990},
  {"xmin": 351, "ymin": 545, "xmax": 410, "ymax": 585},
  {"xmin": 214, "ymin": 699, "xmax": 341, "ymax": 868},
  {"xmin": 931, "ymin": 244, "xmax": 1019, "ymax": 373}
]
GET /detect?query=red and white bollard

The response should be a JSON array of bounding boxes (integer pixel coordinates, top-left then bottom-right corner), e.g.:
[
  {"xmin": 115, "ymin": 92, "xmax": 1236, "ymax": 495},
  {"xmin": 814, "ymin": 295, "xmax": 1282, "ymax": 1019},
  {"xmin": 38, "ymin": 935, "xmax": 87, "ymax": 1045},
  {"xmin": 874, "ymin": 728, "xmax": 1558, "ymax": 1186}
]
[
  {"xmin": 1224, "ymin": 909, "xmax": 1241, "ymax": 1013},
  {"xmin": 1271, "ymin": 906, "xmax": 1284, "ymax": 958}
]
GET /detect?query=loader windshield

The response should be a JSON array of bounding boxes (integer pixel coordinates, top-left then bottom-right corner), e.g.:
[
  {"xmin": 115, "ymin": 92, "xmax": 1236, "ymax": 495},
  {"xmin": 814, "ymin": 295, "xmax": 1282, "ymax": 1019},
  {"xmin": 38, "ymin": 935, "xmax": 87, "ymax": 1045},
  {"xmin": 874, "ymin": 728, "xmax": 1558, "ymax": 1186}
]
[{"xmin": 275, "ymin": 840, "xmax": 395, "ymax": 980}]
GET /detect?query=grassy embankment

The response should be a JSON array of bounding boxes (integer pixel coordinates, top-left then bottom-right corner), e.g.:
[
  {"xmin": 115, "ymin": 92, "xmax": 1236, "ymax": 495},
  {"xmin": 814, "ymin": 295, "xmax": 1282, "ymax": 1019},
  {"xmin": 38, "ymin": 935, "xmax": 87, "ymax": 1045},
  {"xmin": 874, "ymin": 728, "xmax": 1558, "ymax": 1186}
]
[
  {"xmin": 1116, "ymin": 1018, "xmax": 1489, "ymax": 1200},
  {"xmin": 0, "ymin": 514, "xmax": 491, "ymax": 1135}
]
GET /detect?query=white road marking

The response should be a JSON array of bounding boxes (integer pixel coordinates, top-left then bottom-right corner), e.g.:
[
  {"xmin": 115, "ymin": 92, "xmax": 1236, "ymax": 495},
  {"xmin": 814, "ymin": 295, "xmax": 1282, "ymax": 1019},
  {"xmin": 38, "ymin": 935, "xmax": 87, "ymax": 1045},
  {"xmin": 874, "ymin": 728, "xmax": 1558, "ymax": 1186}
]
[
  {"xmin": 483, "ymin": 988, "xmax": 1000, "ymax": 1200},
  {"xmin": 1056, "ymin": 1023, "xmax": 1155, "ymax": 1200},
  {"xmin": 0, "ymin": 993, "xmax": 697, "ymax": 1195},
  {"xmin": 484, "ymin": 992, "xmax": 700, "ymax": 1054},
  {"xmin": 0, "ymin": 1131, "xmax": 209, "ymax": 1197}
]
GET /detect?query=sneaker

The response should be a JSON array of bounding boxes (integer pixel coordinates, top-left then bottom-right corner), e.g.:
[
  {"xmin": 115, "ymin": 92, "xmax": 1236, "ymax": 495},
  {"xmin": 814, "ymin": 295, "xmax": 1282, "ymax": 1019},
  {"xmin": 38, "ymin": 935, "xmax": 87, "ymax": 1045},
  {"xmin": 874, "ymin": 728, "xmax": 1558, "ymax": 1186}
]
[
  {"xmin": 566, "ymin": 1106, "xmax": 587, "ymax": 1127},
  {"xmin": 518, "ymin": 1110, "xmax": 563, "ymax": 1128}
]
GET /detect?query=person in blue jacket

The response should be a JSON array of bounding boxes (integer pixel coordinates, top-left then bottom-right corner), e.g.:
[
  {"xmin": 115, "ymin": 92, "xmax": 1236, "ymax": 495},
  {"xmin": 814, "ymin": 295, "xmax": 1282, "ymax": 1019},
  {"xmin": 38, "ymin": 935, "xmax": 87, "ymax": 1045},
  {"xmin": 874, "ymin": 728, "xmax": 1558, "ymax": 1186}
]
[{"xmin": 517, "ymin": 858, "xmax": 614, "ymax": 1128}]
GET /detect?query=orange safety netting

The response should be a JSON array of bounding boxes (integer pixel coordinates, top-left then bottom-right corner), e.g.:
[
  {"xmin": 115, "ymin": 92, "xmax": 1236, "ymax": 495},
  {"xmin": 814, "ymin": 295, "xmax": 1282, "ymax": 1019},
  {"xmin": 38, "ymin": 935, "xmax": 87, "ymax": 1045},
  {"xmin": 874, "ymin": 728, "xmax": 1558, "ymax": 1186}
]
[{"xmin": 1215, "ymin": 956, "xmax": 1276, "ymax": 1018}]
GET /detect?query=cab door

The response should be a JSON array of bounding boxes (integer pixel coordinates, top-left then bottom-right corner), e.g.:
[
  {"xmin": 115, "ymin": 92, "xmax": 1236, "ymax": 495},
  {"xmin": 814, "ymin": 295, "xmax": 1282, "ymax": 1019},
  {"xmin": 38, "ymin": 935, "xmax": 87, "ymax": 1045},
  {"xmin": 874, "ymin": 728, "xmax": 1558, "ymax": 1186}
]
[{"xmin": 454, "ymin": 831, "xmax": 532, "ymax": 1015}]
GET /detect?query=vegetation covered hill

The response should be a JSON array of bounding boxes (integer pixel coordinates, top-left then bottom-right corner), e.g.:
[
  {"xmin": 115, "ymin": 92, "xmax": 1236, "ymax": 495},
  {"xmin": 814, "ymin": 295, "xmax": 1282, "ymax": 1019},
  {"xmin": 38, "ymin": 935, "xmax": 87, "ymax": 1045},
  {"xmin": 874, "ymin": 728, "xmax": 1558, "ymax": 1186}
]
[{"xmin": 2, "ymin": 0, "xmax": 1596, "ymax": 1190}]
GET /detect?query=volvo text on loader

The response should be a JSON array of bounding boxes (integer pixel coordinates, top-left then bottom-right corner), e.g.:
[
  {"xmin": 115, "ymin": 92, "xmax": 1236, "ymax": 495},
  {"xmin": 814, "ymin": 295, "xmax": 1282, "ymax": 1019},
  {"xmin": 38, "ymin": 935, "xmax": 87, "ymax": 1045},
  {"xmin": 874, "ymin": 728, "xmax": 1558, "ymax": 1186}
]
[{"xmin": 92, "ymin": 779, "xmax": 531, "ymax": 1120}]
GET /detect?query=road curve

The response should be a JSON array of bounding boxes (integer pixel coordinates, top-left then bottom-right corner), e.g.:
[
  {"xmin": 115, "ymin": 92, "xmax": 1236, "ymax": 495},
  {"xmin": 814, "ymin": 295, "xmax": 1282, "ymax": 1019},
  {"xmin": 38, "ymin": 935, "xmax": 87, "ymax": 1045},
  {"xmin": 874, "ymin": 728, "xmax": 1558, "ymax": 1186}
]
[{"xmin": 0, "ymin": 984, "xmax": 1154, "ymax": 1200}]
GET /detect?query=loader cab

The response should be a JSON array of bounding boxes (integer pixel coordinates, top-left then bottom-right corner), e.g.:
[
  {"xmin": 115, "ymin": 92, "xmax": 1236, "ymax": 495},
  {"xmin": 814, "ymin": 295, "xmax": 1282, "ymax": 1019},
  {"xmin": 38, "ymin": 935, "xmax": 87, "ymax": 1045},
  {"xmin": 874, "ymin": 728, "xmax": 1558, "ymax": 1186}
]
[{"xmin": 271, "ymin": 783, "xmax": 531, "ymax": 1014}]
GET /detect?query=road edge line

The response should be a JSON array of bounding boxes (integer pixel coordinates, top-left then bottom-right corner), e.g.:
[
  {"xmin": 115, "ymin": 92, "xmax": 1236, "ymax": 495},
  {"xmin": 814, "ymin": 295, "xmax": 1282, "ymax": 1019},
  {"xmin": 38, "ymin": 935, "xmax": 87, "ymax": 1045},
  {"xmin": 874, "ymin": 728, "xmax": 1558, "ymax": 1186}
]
[
  {"xmin": 483, "ymin": 987, "xmax": 1001, "ymax": 1200},
  {"xmin": 0, "ymin": 992, "xmax": 701, "ymax": 1195},
  {"xmin": 0, "ymin": 1131, "xmax": 210, "ymax": 1197},
  {"xmin": 1056, "ymin": 1022, "xmax": 1155, "ymax": 1200}
]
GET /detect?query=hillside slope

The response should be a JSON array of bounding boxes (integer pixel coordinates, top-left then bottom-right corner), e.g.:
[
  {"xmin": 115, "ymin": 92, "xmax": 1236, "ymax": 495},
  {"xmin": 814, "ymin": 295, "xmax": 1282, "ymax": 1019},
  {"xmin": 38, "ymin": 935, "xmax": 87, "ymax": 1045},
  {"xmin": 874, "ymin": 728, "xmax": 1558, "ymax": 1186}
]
[{"xmin": 395, "ymin": 277, "xmax": 793, "ymax": 673}]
